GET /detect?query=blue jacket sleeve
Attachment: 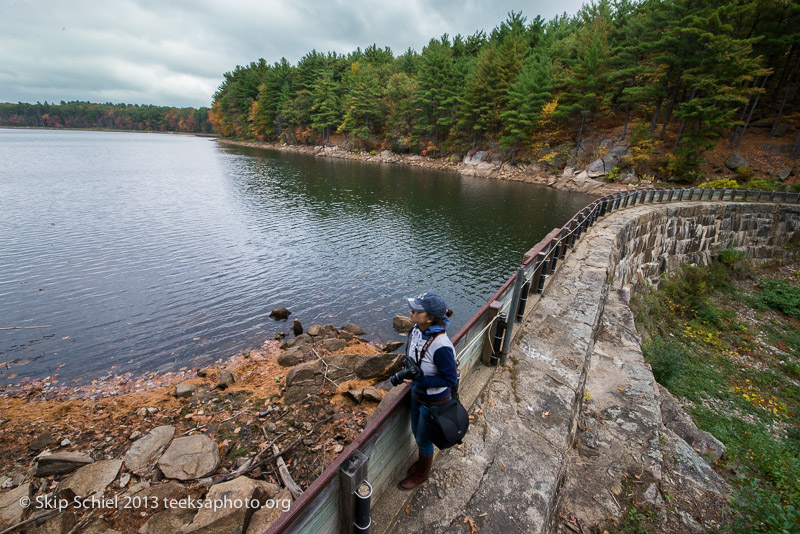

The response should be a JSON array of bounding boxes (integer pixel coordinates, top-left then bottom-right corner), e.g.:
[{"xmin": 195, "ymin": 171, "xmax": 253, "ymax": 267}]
[{"xmin": 417, "ymin": 346, "xmax": 458, "ymax": 389}]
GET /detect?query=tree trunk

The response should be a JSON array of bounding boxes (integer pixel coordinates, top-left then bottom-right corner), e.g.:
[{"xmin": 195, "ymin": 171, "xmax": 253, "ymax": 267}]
[
  {"xmin": 621, "ymin": 103, "xmax": 631, "ymax": 141},
  {"xmin": 659, "ymin": 84, "xmax": 683, "ymax": 141},
  {"xmin": 736, "ymin": 76, "xmax": 768, "ymax": 147},
  {"xmin": 791, "ymin": 130, "xmax": 800, "ymax": 161},
  {"xmin": 674, "ymin": 87, "xmax": 696, "ymax": 148},
  {"xmin": 576, "ymin": 110, "xmax": 587, "ymax": 150},
  {"xmin": 649, "ymin": 96, "xmax": 663, "ymax": 134},
  {"xmin": 770, "ymin": 86, "xmax": 791, "ymax": 138}
]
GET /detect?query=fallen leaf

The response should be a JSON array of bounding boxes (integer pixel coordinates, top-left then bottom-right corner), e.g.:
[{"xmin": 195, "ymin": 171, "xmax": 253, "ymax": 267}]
[
  {"xmin": 541, "ymin": 411, "xmax": 550, "ymax": 419},
  {"xmin": 464, "ymin": 517, "xmax": 478, "ymax": 533},
  {"xmin": 233, "ymin": 427, "xmax": 241, "ymax": 434},
  {"xmin": 405, "ymin": 503, "xmax": 411, "ymax": 516},
  {"xmin": 499, "ymin": 462, "xmax": 506, "ymax": 472},
  {"xmin": 618, "ymin": 387, "xmax": 625, "ymax": 391}
]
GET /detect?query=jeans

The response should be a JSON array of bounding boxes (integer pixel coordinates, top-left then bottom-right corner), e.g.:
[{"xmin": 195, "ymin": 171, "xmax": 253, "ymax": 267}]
[{"xmin": 410, "ymin": 395, "xmax": 438, "ymax": 456}]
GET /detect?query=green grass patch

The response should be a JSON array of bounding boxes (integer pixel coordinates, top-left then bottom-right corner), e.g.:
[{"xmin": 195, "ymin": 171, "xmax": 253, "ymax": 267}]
[{"xmin": 754, "ymin": 279, "xmax": 800, "ymax": 319}]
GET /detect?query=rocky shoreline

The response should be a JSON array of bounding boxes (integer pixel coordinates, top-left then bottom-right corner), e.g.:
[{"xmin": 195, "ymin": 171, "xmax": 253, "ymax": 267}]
[
  {"xmin": 0, "ymin": 321, "xmax": 407, "ymax": 534},
  {"xmin": 215, "ymin": 139, "xmax": 638, "ymax": 197}
]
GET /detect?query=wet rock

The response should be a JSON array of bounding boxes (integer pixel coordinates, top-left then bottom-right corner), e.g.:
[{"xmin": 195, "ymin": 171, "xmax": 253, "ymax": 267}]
[
  {"xmin": 381, "ymin": 341, "xmax": 405, "ymax": 353},
  {"xmin": 217, "ymin": 370, "xmax": 236, "ymax": 389},
  {"xmin": 725, "ymin": 151, "xmax": 750, "ymax": 170},
  {"xmin": 292, "ymin": 319, "xmax": 303, "ymax": 336},
  {"xmin": 181, "ymin": 477, "xmax": 277, "ymax": 534},
  {"xmin": 28, "ymin": 510, "xmax": 76, "ymax": 534},
  {"xmin": 139, "ymin": 508, "xmax": 197, "ymax": 534},
  {"xmin": 362, "ymin": 387, "xmax": 385, "ymax": 403},
  {"xmin": 321, "ymin": 338, "xmax": 346, "ymax": 352},
  {"xmin": 355, "ymin": 353, "xmax": 404, "ymax": 380},
  {"xmin": 157, "ymin": 435, "xmax": 220, "ymax": 480},
  {"xmin": 30, "ymin": 431, "xmax": 57, "ymax": 452},
  {"xmin": 35, "ymin": 452, "xmax": 94, "ymax": 477},
  {"xmin": 175, "ymin": 382, "xmax": 198, "ymax": 398},
  {"xmin": 124, "ymin": 426, "xmax": 175, "ymax": 475},
  {"xmin": 277, "ymin": 348, "xmax": 304, "ymax": 367},
  {"xmin": 282, "ymin": 334, "xmax": 311, "ymax": 349},
  {"xmin": 0, "ymin": 483, "xmax": 31, "ymax": 529},
  {"xmin": 340, "ymin": 323, "xmax": 365, "ymax": 336},
  {"xmin": 58, "ymin": 459, "xmax": 123, "ymax": 498},
  {"xmin": 393, "ymin": 315, "xmax": 412, "ymax": 333},
  {"xmin": 245, "ymin": 488, "xmax": 293, "ymax": 534},
  {"xmin": 269, "ymin": 307, "xmax": 291, "ymax": 320}
]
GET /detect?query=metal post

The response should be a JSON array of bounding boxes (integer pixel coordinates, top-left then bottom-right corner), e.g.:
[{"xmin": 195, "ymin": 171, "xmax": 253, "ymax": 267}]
[
  {"xmin": 339, "ymin": 451, "xmax": 368, "ymax": 534},
  {"xmin": 499, "ymin": 268, "xmax": 526, "ymax": 365},
  {"xmin": 536, "ymin": 260, "xmax": 549, "ymax": 294},
  {"xmin": 482, "ymin": 301, "xmax": 503, "ymax": 365},
  {"xmin": 516, "ymin": 281, "xmax": 531, "ymax": 322},
  {"xmin": 354, "ymin": 481, "xmax": 372, "ymax": 533}
]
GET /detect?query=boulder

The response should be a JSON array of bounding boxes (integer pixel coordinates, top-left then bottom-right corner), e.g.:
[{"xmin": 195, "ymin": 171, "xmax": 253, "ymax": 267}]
[
  {"xmin": 282, "ymin": 334, "xmax": 312, "ymax": 349},
  {"xmin": 362, "ymin": 387, "xmax": 385, "ymax": 403},
  {"xmin": 658, "ymin": 385, "xmax": 725, "ymax": 463},
  {"xmin": 269, "ymin": 307, "xmax": 291, "ymax": 320},
  {"xmin": 725, "ymin": 151, "xmax": 750, "ymax": 170},
  {"xmin": 321, "ymin": 338, "xmax": 347, "ymax": 352},
  {"xmin": 285, "ymin": 361, "xmax": 323, "ymax": 388},
  {"xmin": 355, "ymin": 353, "xmax": 404, "ymax": 380},
  {"xmin": 30, "ymin": 431, "xmax": 58, "ymax": 452},
  {"xmin": 216, "ymin": 371, "xmax": 236, "ymax": 389},
  {"xmin": 58, "ymin": 459, "xmax": 123, "ymax": 498},
  {"xmin": 346, "ymin": 390, "xmax": 364, "ymax": 403},
  {"xmin": 777, "ymin": 167, "xmax": 791, "ymax": 182},
  {"xmin": 29, "ymin": 511, "xmax": 76, "ymax": 534},
  {"xmin": 0, "ymin": 483, "xmax": 31, "ymax": 530},
  {"xmin": 139, "ymin": 508, "xmax": 197, "ymax": 534},
  {"xmin": 35, "ymin": 452, "xmax": 94, "ymax": 477},
  {"xmin": 340, "ymin": 323, "xmax": 365, "ymax": 336},
  {"xmin": 393, "ymin": 315, "xmax": 412, "ymax": 333},
  {"xmin": 124, "ymin": 426, "xmax": 175, "ymax": 475},
  {"xmin": 175, "ymin": 383, "xmax": 198, "ymax": 398},
  {"xmin": 245, "ymin": 488, "xmax": 292, "ymax": 534},
  {"xmin": 277, "ymin": 349, "xmax": 304, "ymax": 367},
  {"xmin": 307, "ymin": 324, "xmax": 337, "ymax": 338},
  {"xmin": 158, "ymin": 435, "xmax": 220, "ymax": 480},
  {"xmin": 181, "ymin": 477, "xmax": 277, "ymax": 534},
  {"xmin": 381, "ymin": 341, "xmax": 405, "ymax": 353}
]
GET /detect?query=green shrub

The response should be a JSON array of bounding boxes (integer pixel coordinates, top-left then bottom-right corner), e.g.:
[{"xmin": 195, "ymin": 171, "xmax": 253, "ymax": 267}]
[
  {"xmin": 699, "ymin": 178, "xmax": 740, "ymax": 189},
  {"xmin": 735, "ymin": 166, "xmax": 755, "ymax": 181},
  {"xmin": 642, "ymin": 338, "xmax": 687, "ymax": 387},
  {"xmin": 606, "ymin": 167, "xmax": 621, "ymax": 182},
  {"xmin": 742, "ymin": 178, "xmax": 782, "ymax": 191},
  {"xmin": 756, "ymin": 279, "xmax": 800, "ymax": 318},
  {"xmin": 732, "ymin": 476, "xmax": 800, "ymax": 534}
]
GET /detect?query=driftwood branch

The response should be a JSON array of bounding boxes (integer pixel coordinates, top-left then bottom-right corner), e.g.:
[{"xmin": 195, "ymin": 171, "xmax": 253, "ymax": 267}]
[{"xmin": 273, "ymin": 444, "xmax": 304, "ymax": 500}]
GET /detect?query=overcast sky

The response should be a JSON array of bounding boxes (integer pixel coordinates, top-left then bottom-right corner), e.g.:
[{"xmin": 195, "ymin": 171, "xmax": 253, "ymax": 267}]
[{"xmin": 0, "ymin": 0, "xmax": 587, "ymax": 109}]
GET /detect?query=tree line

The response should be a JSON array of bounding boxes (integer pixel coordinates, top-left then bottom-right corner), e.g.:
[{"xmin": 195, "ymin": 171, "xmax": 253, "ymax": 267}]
[
  {"xmin": 210, "ymin": 0, "xmax": 800, "ymax": 179},
  {"xmin": 0, "ymin": 101, "xmax": 213, "ymax": 134}
]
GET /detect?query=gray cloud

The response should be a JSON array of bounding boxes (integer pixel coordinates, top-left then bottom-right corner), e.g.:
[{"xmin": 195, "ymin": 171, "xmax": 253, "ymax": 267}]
[{"xmin": 0, "ymin": 0, "xmax": 585, "ymax": 108}]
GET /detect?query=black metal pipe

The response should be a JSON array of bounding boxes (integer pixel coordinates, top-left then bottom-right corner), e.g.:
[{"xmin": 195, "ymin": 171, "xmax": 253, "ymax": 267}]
[
  {"xmin": 354, "ymin": 481, "xmax": 372, "ymax": 533},
  {"xmin": 491, "ymin": 313, "xmax": 507, "ymax": 364},
  {"xmin": 537, "ymin": 261, "xmax": 550, "ymax": 293},
  {"xmin": 516, "ymin": 282, "xmax": 531, "ymax": 322}
]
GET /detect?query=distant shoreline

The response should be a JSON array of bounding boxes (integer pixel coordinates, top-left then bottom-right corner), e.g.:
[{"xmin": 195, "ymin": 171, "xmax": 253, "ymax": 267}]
[{"xmin": 0, "ymin": 125, "xmax": 215, "ymax": 136}]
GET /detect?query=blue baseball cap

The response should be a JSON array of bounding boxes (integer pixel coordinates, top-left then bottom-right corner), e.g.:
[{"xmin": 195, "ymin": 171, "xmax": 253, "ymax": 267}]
[{"xmin": 407, "ymin": 292, "xmax": 448, "ymax": 319}]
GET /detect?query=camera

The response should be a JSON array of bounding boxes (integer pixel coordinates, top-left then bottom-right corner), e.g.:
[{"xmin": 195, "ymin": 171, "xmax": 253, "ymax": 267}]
[{"xmin": 390, "ymin": 357, "xmax": 424, "ymax": 386}]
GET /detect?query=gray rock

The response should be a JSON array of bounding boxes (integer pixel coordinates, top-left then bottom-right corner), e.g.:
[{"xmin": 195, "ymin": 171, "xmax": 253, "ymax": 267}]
[
  {"xmin": 35, "ymin": 452, "xmax": 94, "ymax": 477},
  {"xmin": 277, "ymin": 348, "xmax": 304, "ymax": 367},
  {"xmin": 269, "ymin": 307, "xmax": 291, "ymax": 320},
  {"xmin": 291, "ymin": 318, "xmax": 303, "ymax": 336},
  {"xmin": 157, "ymin": 435, "xmax": 220, "ymax": 480},
  {"xmin": 355, "ymin": 353, "xmax": 404, "ymax": 380},
  {"xmin": 307, "ymin": 324, "xmax": 337, "ymax": 338},
  {"xmin": 124, "ymin": 426, "xmax": 175, "ymax": 475},
  {"xmin": 217, "ymin": 370, "xmax": 236, "ymax": 389},
  {"xmin": 129, "ymin": 430, "xmax": 142, "ymax": 441},
  {"xmin": 0, "ymin": 483, "xmax": 31, "ymax": 530},
  {"xmin": 139, "ymin": 508, "xmax": 197, "ymax": 534},
  {"xmin": 393, "ymin": 315, "xmax": 412, "ymax": 333},
  {"xmin": 725, "ymin": 151, "xmax": 750, "ymax": 170},
  {"xmin": 321, "ymin": 338, "xmax": 346, "ymax": 352},
  {"xmin": 658, "ymin": 385, "xmax": 725, "ymax": 463},
  {"xmin": 28, "ymin": 510, "xmax": 76, "ymax": 534},
  {"xmin": 472, "ymin": 151, "xmax": 489, "ymax": 163},
  {"xmin": 340, "ymin": 322, "xmax": 365, "ymax": 336},
  {"xmin": 182, "ymin": 477, "xmax": 278, "ymax": 534},
  {"xmin": 30, "ymin": 431, "xmax": 58, "ymax": 452},
  {"xmin": 285, "ymin": 361, "xmax": 322, "ymax": 388},
  {"xmin": 58, "ymin": 459, "xmax": 123, "ymax": 498},
  {"xmin": 175, "ymin": 382, "xmax": 198, "ymax": 398},
  {"xmin": 777, "ymin": 167, "xmax": 791, "ymax": 182},
  {"xmin": 587, "ymin": 154, "xmax": 620, "ymax": 178},
  {"xmin": 282, "ymin": 334, "xmax": 312, "ymax": 349},
  {"xmin": 382, "ymin": 341, "xmax": 405, "ymax": 353},
  {"xmin": 245, "ymin": 488, "xmax": 293, "ymax": 534},
  {"xmin": 362, "ymin": 387, "xmax": 385, "ymax": 403},
  {"xmin": 347, "ymin": 389, "xmax": 364, "ymax": 403}
]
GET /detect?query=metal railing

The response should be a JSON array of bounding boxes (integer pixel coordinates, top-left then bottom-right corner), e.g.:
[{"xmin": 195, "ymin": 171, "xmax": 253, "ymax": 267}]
[{"xmin": 264, "ymin": 186, "xmax": 799, "ymax": 534}]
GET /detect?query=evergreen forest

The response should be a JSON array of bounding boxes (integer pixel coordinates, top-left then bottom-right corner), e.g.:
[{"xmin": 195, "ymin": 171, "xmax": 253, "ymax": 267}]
[
  {"xmin": 0, "ymin": 101, "xmax": 213, "ymax": 134},
  {"xmin": 210, "ymin": 0, "xmax": 800, "ymax": 183}
]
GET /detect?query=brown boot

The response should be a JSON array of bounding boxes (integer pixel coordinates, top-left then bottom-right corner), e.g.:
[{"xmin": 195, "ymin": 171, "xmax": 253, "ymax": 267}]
[
  {"xmin": 406, "ymin": 455, "xmax": 424, "ymax": 477},
  {"xmin": 399, "ymin": 454, "xmax": 433, "ymax": 490}
]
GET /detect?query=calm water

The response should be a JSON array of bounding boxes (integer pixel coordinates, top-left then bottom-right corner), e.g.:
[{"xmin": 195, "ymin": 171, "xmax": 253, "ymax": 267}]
[{"xmin": 0, "ymin": 129, "xmax": 595, "ymax": 385}]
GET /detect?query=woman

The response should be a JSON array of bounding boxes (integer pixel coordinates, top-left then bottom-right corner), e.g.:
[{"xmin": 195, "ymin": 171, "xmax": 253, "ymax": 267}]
[{"xmin": 398, "ymin": 291, "xmax": 458, "ymax": 490}]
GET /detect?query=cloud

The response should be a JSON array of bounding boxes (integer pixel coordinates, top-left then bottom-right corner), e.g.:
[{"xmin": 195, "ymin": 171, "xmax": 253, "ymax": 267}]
[{"xmin": 0, "ymin": 0, "xmax": 586, "ymax": 108}]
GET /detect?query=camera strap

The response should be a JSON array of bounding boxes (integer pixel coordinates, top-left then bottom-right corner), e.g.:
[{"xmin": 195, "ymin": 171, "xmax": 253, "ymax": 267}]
[{"xmin": 414, "ymin": 331, "xmax": 443, "ymax": 366}]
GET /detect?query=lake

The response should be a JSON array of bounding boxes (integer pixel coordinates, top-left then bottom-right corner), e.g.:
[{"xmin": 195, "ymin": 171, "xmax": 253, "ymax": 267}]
[{"xmin": 0, "ymin": 129, "xmax": 595, "ymax": 385}]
